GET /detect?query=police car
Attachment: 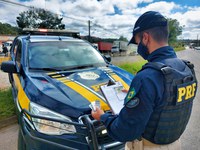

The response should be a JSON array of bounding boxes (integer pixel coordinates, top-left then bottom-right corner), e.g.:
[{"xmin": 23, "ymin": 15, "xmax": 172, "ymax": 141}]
[{"xmin": 1, "ymin": 28, "xmax": 134, "ymax": 150}]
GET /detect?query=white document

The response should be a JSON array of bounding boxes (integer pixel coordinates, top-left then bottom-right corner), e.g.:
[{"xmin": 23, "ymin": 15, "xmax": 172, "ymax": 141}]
[
  {"xmin": 89, "ymin": 100, "xmax": 100, "ymax": 111},
  {"xmin": 100, "ymin": 81, "xmax": 127, "ymax": 114}
]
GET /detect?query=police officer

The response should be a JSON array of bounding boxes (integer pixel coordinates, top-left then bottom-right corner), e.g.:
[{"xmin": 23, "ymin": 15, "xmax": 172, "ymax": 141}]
[{"xmin": 91, "ymin": 11, "xmax": 198, "ymax": 150}]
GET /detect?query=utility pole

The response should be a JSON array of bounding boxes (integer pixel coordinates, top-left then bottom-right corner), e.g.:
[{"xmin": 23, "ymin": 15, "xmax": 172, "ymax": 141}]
[{"xmin": 88, "ymin": 20, "xmax": 91, "ymax": 43}]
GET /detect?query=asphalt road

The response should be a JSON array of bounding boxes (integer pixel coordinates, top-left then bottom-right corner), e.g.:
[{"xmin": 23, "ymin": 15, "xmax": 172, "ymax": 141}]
[
  {"xmin": 0, "ymin": 124, "xmax": 18, "ymax": 150},
  {"xmin": 176, "ymin": 49, "xmax": 200, "ymax": 150},
  {"xmin": 0, "ymin": 48, "xmax": 200, "ymax": 150},
  {"xmin": 0, "ymin": 71, "xmax": 10, "ymax": 90}
]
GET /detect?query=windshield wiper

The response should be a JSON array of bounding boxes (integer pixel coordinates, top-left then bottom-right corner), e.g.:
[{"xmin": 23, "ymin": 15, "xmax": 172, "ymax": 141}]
[
  {"xmin": 29, "ymin": 67, "xmax": 62, "ymax": 71},
  {"xmin": 30, "ymin": 64, "xmax": 99, "ymax": 72},
  {"xmin": 60, "ymin": 64, "xmax": 95, "ymax": 71}
]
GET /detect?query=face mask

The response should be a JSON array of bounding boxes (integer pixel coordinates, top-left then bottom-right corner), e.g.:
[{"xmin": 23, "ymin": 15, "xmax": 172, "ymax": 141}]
[{"xmin": 137, "ymin": 41, "xmax": 149, "ymax": 60}]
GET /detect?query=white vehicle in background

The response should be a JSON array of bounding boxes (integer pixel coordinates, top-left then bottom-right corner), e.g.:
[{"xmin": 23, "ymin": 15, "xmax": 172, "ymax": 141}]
[
  {"xmin": 111, "ymin": 41, "xmax": 128, "ymax": 53},
  {"xmin": 2, "ymin": 41, "xmax": 13, "ymax": 51},
  {"xmin": 111, "ymin": 41, "xmax": 138, "ymax": 56},
  {"xmin": 110, "ymin": 46, "xmax": 118, "ymax": 53},
  {"xmin": 1, "ymin": 41, "xmax": 12, "ymax": 56}
]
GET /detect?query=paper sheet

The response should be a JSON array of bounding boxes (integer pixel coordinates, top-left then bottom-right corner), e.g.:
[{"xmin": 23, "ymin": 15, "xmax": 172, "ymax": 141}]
[{"xmin": 100, "ymin": 81, "xmax": 127, "ymax": 114}]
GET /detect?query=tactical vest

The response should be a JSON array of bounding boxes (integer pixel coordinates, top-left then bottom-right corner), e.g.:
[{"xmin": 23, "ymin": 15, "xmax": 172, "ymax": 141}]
[{"xmin": 141, "ymin": 59, "xmax": 198, "ymax": 144}]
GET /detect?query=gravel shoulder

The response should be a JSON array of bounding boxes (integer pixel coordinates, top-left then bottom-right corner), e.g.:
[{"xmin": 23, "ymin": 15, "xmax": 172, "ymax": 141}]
[
  {"xmin": 0, "ymin": 70, "xmax": 10, "ymax": 90},
  {"xmin": 0, "ymin": 124, "xmax": 18, "ymax": 150}
]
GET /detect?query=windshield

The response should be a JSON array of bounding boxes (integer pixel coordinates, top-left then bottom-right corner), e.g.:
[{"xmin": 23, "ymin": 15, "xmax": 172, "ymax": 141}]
[
  {"xmin": 112, "ymin": 46, "xmax": 118, "ymax": 49},
  {"xmin": 28, "ymin": 41, "xmax": 107, "ymax": 70}
]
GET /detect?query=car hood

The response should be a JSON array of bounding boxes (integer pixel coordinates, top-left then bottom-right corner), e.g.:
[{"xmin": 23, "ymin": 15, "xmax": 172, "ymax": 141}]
[{"xmin": 26, "ymin": 66, "xmax": 133, "ymax": 118}]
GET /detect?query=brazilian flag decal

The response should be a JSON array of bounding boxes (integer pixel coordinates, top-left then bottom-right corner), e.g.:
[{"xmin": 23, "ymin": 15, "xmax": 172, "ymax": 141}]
[{"xmin": 125, "ymin": 88, "xmax": 136, "ymax": 103}]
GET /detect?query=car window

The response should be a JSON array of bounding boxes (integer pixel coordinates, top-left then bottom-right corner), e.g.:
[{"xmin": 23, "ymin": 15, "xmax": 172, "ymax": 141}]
[
  {"xmin": 13, "ymin": 42, "xmax": 18, "ymax": 57},
  {"xmin": 28, "ymin": 41, "xmax": 106, "ymax": 69},
  {"xmin": 15, "ymin": 41, "xmax": 22, "ymax": 69}
]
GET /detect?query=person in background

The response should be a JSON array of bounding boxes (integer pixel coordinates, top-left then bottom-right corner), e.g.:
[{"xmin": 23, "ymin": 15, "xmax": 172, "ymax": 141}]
[
  {"xmin": 91, "ymin": 11, "xmax": 198, "ymax": 150},
  {"xmin": 2, "ymin": 44, "xmax": 8, "ymax": 56}
]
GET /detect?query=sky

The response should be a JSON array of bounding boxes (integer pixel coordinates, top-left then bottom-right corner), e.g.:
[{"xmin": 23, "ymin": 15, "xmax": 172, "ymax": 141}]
[{"xmin": 0, "ymin": 0, "xmax": 200, "ymax": 40}]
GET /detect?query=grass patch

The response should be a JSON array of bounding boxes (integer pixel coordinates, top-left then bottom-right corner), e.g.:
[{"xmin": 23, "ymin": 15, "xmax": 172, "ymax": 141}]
[
  {"xmin": 174, "ymin": 46, "xmax": 185, "ymax": 52},
  {"xmin": 118, "ymin": 60, "xmax": 147, "ymax": 74},
  {"xmin": 0, "ymin": 88, "xmax": 15, "ymax": 121}
]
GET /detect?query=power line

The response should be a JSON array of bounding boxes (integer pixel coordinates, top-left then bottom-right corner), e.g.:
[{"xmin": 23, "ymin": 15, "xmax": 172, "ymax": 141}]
[
  {"xmin": 91, "ymin": 22, "xmax": 121, "ymax": 36},
  {"xmin": 62, "ymin": 14, "xmax": 87, "ymax": 24},
  {"xmin": 0, "ymin": 0, "xmax": 31, "ymax": 8},
  {"xmin": 0, "ymin": 0, "xmax": 87, "ymax": 23},
  {"xmin": 0, "ymin": 0, "xmax": 121, "ymax": 37},
  {"xmin": 0, "ymin": 0, "xmax": 88, "ymax": 27}
]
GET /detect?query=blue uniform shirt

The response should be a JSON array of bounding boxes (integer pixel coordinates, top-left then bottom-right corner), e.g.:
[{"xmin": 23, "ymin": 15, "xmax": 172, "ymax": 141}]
[{"xmin": 100, "ymin": 46, "xmax": 178, "ymax": 142}]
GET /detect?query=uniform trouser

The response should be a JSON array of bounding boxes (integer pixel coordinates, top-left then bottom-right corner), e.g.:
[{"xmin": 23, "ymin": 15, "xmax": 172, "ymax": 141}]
[{"xmin": 125, "ymin": 138, "xmax": 181, "ymax": 150}]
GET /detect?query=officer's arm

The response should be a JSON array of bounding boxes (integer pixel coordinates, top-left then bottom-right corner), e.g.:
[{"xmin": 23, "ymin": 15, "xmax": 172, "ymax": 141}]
[{"xmin": 100, "ymin": 75, "xmax": 161, "ymax": 142}]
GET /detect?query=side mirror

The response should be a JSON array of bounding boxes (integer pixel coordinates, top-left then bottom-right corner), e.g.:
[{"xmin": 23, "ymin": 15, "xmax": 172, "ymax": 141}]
[
  {"xmin": 1, "ymin": 61, "xmax": 18, "ymax": 73},
  {"xmin": 104, "ymin": 54, "xmax": 111, "ymax": 62}
]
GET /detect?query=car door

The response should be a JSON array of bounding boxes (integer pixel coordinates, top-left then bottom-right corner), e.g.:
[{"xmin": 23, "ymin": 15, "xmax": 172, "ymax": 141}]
[{"xmin": 10, "ymin": 39, "xmax": 23, "ymax": 102}]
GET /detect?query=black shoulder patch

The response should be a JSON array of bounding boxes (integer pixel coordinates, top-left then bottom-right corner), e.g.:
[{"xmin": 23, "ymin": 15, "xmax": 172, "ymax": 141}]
[{"xmin": 125, "ymin": 97, "xmax": 140, "ymax": 108}]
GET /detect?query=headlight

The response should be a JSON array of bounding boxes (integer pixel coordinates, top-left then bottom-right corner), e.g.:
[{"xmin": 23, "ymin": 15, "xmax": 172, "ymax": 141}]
[{"xmin": 29, "ymin": 102, "xmax": 76, "ymax": 135}]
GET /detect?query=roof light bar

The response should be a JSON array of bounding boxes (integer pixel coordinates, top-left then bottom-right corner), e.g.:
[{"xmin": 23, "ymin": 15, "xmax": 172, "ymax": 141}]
[
  {"xmin": 22, "ymin": 28, "xmax": 80, "ymax": 38},
  {"xmin": 38, "ymin": 29, "xmax": 48, "ymax": 32}
]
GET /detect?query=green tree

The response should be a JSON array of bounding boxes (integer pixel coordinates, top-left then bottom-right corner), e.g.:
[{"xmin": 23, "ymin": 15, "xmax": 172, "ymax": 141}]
[
  {"xmin": 16, "ymin": 8, "xmax": 65, "ymax": 29},
  {"xmin": 168, "ymin": 18, "xmax": 183, "ymax": 46},
  {"xmin": 119, "ymin": 36, "xmax": 128, "ymax": 42},
  {"xmin": 0, "ymin": 22, "xmax": 18, "ymax": 35}
]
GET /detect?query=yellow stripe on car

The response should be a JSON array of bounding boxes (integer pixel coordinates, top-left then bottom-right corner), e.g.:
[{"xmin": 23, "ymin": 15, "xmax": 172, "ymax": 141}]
[
  {"xmin": 110, "ymin": 74, "xmax": 129, "ymax": 90},
  {"xmin": 52, "ymin": 76, "xmax": 110, "ymax": 110},
  {"xmin": 51, "ymin": 75, "xmax": 62, "ymax": 78},
  {"xmin": 101, "ymin": 68, "xmax": 129, "ymax": 90},
  {"xmin": 47, "ymin": 72, "xmax": 57, "ymax": 75},
  {"xmin": 63, "ymin": 80, "xmax": 110, "ymax": 110},
  {"xmin": 13, "ymin": 74, "xmax": 30, "ymax": 111},
  {"xmin": 56, "ymin": 77, "xmax": 69, "ymax": 82},
  {"xmin": 50, "ymin": 72, "xmax": 130, "ymax": 111}
]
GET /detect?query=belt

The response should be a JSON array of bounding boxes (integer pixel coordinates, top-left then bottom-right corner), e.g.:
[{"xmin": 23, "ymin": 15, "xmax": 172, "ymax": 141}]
[{"xmin": 142, "ymin": 138, "xmax": 161, "ymax": 147}]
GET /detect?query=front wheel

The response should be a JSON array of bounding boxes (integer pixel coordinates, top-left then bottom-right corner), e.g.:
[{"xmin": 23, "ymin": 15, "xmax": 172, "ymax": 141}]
[{"xmin": 18, "ymin": 129, "xmax": 26, "ymax": 150}]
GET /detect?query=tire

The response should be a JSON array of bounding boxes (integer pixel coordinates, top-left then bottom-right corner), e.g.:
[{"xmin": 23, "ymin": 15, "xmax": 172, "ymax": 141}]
[{"xmin": 18, "ymin": 129, "xmax": 26, "ymax": 150}]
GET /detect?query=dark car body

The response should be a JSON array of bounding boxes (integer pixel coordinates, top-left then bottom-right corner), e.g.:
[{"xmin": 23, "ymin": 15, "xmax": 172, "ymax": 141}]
[{"xmin": 1, "ymin": 30, "xmax": 134, "ymax": 150}]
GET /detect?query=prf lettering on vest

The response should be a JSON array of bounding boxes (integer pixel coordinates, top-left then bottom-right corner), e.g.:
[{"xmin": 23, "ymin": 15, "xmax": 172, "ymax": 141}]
[{"xmin": 177, "ymin": 82, "xmax": 197, "ymax": 102}]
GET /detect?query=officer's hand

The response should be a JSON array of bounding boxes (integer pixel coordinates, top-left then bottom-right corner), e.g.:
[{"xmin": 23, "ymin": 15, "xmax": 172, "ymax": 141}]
[{"xmin": 91, "ymin": 107, "xmax": 105, "ymax": 121}]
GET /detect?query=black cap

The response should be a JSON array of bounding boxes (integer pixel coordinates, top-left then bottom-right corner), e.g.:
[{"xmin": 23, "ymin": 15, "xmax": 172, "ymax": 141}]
[{"xmin": 129, "ymin": 11, "xmax": 168, "ymax": 44}]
